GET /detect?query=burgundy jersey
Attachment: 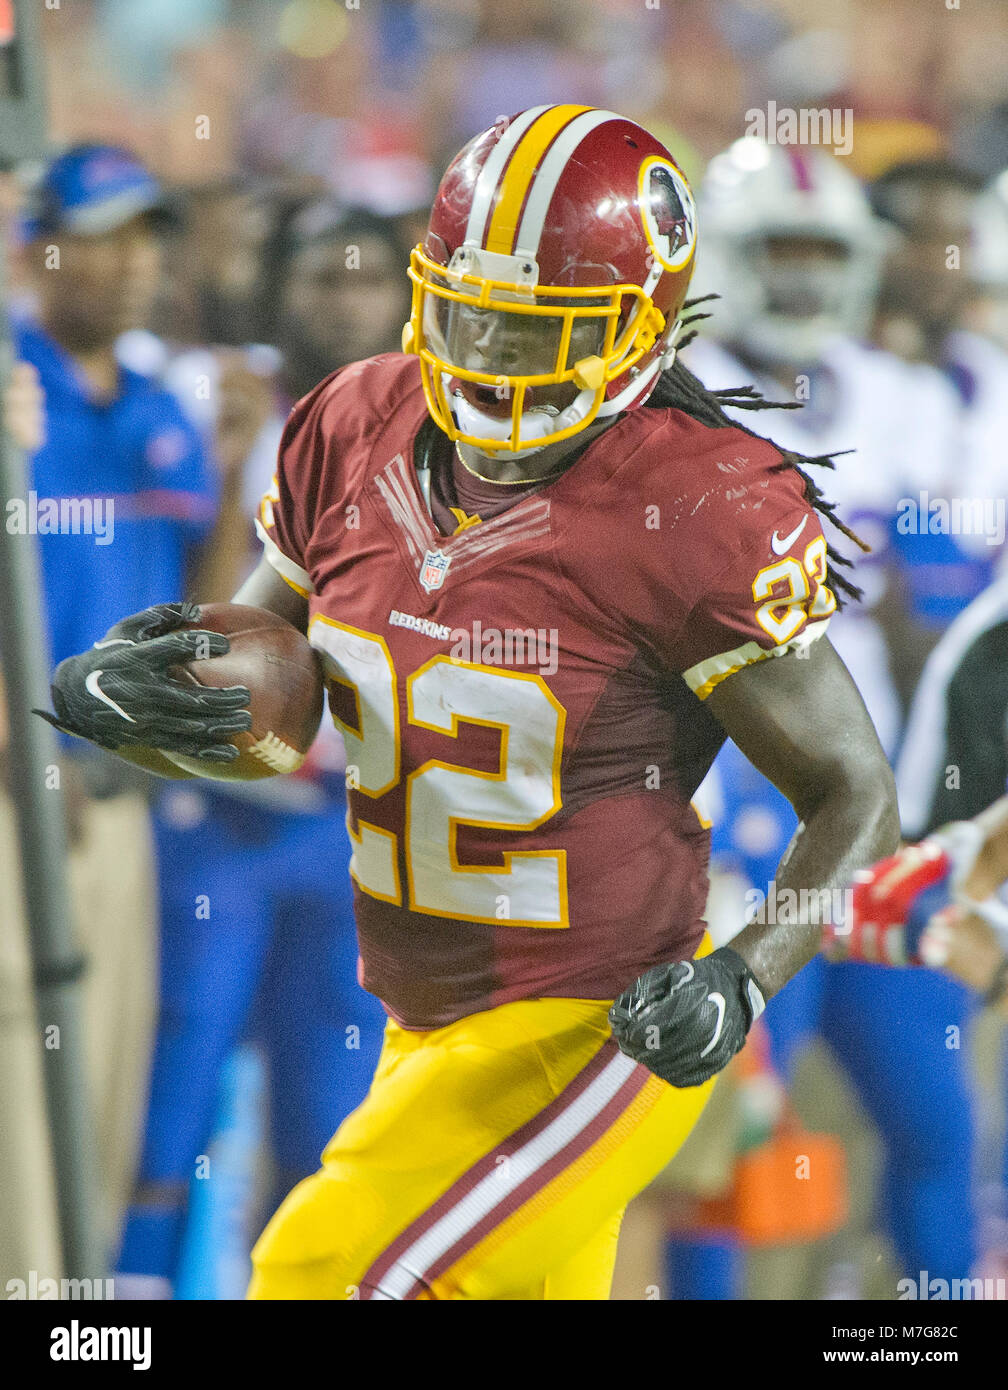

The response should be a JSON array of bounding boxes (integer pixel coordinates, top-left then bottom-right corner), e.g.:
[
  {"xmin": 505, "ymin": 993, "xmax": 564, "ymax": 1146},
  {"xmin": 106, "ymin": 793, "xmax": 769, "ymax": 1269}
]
[{"xmin": 256, "ymin": 354, "xmax": 835, "ymax": 1028}]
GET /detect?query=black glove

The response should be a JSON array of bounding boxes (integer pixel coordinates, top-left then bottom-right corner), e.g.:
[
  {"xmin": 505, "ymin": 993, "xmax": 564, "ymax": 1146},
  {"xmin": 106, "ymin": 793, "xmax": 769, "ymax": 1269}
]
[
  {"xmin": 34, "ymin": 602, "xmax": 252, "ymax": 764},
  {"xmin": 608, "ymin": 946, "xmax": 766, "ymax": 1088}
]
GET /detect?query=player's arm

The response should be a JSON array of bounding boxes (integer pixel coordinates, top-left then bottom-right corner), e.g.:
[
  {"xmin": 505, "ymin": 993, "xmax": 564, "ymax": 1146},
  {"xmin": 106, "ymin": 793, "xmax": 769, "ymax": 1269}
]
[
  {"xmin": 965, "ymin": 796, "xmax": 1008, "ymax": 897},
  {"xmin": 937, "ymin": 905, "xmax": 1008, "ymax": 1010},
  {"xmin": 231, "ymin": 554, "xmax": 308, "ymax": 633},
  {"xmin": 706, "ymin": 634, "xmax": 900, "ymax": 994},
  {"xmin": 610, "ymin": 636, "xmax": 899, "ymax": 1088}
]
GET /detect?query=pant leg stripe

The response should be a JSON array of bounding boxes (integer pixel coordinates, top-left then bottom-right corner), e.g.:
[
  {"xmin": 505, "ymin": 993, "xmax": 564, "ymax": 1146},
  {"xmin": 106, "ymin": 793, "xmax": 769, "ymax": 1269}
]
[
  {"xmin": 360, "ymin": 1035, "xmax": 620, "ymax": 1296},
  {"xmin": 412, "ymin": 1068, "xmax": 660, "ymax": 1298},
  {"xmin": 363, "ymin": 1041, "xmax": 653, "ymax": 1300},
  {"xmin": 427, "ymin": 1073, "xmax": 671, "ymax": 1298}
]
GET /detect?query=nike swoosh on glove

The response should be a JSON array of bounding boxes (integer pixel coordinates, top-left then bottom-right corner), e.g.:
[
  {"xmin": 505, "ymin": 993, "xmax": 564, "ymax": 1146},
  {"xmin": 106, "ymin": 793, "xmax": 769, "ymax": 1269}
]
[
  {"xmin": 34, "ymin": 602, "xmax": 252, "ymax": 763},
  {"xmin": 608, "ymin": 946, "xmax": 766, "ymax": 1088}
]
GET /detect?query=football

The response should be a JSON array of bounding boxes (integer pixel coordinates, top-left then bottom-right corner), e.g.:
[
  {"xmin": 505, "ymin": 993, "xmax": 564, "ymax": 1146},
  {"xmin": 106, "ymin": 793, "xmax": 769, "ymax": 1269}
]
[{"xmin": 160, "ymin": 603, "xmax": 325, "ymax": 781}]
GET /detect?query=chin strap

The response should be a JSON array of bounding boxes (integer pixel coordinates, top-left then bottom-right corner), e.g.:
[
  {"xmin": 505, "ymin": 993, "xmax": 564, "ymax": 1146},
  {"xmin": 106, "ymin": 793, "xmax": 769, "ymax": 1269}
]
[
  {"xmin": 656, "ymin": 318, "xmax": 683, "ymax": 373},
  {"xmin": 447, "ymin": 373, "xmax": 595, "ymax": 457}
]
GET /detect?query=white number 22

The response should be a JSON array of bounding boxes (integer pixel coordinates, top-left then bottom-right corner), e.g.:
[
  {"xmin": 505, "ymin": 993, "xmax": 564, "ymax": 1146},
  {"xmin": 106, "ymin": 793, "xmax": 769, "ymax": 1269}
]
[{"xmin": 310, "ymin": 616, "xmax": 569, "ymax": 929}]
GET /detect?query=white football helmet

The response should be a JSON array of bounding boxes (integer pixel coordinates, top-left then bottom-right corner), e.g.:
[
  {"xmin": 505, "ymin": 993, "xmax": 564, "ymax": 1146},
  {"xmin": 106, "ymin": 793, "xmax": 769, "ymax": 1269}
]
[{"xmin": 693, "ymin": 138, "xmax": 890, "ymax": 366}]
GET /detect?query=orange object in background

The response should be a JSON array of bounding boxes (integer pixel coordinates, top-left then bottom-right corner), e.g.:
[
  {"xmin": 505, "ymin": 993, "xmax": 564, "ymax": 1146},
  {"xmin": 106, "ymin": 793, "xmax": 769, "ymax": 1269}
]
[
  {"xmin": 696, "ymin": 1023, "xmax": 849, "ymax": 1246},
  {"xmin": 0, "ymin": 0, "xmax": 13, "ymax": 46},
  {"xmin": 715, "ymin": 1126, "xmax": 849, "ymax": 1247}
]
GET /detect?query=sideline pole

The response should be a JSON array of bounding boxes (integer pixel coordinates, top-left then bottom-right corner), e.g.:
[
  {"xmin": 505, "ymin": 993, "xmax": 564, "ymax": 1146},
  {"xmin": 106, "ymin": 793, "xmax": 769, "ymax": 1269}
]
[{"xmin": 0, "ymin": 0, "xmax": 105, "ymax": 1284}]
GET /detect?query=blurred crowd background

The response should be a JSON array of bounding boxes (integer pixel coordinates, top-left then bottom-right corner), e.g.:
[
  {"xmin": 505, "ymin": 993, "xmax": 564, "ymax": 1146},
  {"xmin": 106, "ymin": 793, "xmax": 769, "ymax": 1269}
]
[{"xmin": 1, "ymin": 0, "xmax": 1007, "ymax": 1301}]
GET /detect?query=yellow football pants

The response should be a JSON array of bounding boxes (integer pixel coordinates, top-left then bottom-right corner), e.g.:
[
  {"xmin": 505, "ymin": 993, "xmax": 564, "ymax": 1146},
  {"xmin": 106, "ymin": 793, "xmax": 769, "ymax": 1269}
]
[{"xmin": 248, "ymin": 988, "xmax": 717, "ymax": 1301}]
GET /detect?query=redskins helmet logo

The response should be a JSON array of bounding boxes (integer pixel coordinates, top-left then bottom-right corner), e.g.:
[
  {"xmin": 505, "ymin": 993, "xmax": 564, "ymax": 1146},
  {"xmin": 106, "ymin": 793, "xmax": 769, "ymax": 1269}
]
[{"xmin": 638, "ymin": 157, "xmax": 697, "ymax": 272}]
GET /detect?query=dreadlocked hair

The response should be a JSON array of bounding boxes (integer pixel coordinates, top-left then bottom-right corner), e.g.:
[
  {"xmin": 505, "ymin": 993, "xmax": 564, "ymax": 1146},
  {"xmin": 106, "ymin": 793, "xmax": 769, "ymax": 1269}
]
[{"xmin": 642, "ymin": 294, "xmax": 867, "ymax": 608}]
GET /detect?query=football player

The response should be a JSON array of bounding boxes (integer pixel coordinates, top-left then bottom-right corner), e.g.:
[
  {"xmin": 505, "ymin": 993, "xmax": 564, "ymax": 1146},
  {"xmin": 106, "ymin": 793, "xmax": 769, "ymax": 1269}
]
[
  {"xmin": 889, "ymin": 568, "xmax": 1008, "ymax": 1006},
  {"xmin": 38, "ymin": 106, "xmax": 898, "ymax": 1300},
  {"xmin": 685, "ymin": 136, "xmax": 955, "ymax": 752}
]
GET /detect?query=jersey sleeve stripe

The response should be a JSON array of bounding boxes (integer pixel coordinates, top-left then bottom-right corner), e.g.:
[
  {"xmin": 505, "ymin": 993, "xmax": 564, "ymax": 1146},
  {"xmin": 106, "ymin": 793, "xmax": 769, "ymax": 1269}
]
[
  {"xmin": 683, "ymin": 617, "xmax": 831, "ymax": 700},
  {"xmin": 254, "ymin": 517, "xmax": 314, "ymax": 596}
]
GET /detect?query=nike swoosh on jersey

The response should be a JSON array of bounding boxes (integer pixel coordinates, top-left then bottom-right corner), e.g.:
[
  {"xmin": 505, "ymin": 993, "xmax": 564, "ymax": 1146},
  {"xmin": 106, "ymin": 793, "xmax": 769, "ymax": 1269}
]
[
  {"xmin": 699, "ymin": 991, "xmax": 726, "ymax": 1058},
  {"xmin": 84, "ymin": 670, "xmax": 136, "ymax": 723},
  {"xmin": 770, "ymin": 516, "xmax": 808, "ymax": 554},
  {"xmin": 92, "ymin": 638, "xmax": 136, "ymax": 649}
]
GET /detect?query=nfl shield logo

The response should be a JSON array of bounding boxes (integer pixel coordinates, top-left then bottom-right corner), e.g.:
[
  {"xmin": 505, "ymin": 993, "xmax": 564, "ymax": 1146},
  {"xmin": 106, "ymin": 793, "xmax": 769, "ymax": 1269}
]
[{"xmin": 420, "ymin": 548, "xmax": 451, "ymax": 592}]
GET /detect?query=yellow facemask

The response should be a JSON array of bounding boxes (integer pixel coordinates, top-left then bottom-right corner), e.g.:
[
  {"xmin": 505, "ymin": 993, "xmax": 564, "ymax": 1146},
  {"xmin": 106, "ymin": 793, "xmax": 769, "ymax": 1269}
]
[{"xmin": 402, "ymin": 244, "xmax": 666, "ymax": 454}]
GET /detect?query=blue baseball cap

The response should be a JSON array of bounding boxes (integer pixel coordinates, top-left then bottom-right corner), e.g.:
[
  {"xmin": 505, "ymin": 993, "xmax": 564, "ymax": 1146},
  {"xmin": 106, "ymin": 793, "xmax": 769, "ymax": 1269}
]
[{"xmin": 18, "ymin": 143, "xmax": 175, "ymax": 241}]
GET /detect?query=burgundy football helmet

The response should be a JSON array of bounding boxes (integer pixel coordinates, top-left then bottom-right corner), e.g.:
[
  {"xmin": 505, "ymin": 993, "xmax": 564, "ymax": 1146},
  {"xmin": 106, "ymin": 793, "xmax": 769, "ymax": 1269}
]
[{"xmin": 402, "ymin": 105, "xmax": 698, "ymax": 454}]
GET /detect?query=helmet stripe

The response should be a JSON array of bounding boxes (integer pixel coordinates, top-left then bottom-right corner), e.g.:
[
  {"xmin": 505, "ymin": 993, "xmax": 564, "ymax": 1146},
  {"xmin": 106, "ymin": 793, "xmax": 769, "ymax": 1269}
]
[
  {"xmin": 514, "ymin": 108, "xmax": 624, "ymax": 257},
  {"xmin": 786, "ymin": 147, "xmax": 815, "ymax": 192},
  {"xmin": 484, "ymin": 104, "xmax": 593, "ymax": 255},
  {"xmin": 464, "ymin": 105, "xmax": 551, "ymax": 248}
]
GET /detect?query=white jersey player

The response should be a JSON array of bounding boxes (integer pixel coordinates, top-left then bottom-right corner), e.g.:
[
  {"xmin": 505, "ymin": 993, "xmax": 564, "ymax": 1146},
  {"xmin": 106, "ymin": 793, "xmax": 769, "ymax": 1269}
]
[{"xmin": 683, "ymin": 138, "xmax": 960, "ymax": 755}]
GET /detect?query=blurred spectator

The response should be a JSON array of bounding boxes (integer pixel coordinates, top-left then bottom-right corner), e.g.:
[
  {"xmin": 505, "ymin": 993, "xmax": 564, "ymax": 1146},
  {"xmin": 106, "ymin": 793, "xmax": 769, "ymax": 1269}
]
[
  {"xmin": 167, "ymin": 180, "xmax": 284, "ymax": 348},
  {"xmin": 2, "ymin": 143, "xmax": 227, "ymax": 1266},
  {"xmin": 420, "ymin": 1, "xmax": 605, "ymax": 165},
  {"xmin": 272, "ymin": 200, "xmax": 412, "ymax": 400},
  {"xmin": 947, "ymin": 171, "xmax": 1008, "ymax": 532},
  {"xmin": 149, "ymin": 197, "xmax": 412, "ymax": 515},
  {"xmin": 870, "ymin": 159, "xmax": 987, "ymax": 367},
  {"xmin": 94, "ymin": 0, "xmax": 229, "ymax": 92},
  {"xmin": 869, "ymin": 158, "xmax": 1005, "ymax": 697}
]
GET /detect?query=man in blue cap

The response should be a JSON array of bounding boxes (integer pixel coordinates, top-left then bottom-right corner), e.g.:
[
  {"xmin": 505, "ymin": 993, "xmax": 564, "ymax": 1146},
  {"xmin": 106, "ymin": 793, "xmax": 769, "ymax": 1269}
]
[
  {"xmin": 3, "ymin": 142, "xmax": 225, "ymax": 1259},
  {"xmin": 14, "ymin": 143, "xmax": 224, "ymax": 656}
]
